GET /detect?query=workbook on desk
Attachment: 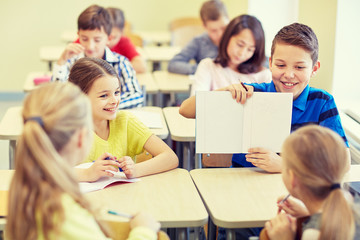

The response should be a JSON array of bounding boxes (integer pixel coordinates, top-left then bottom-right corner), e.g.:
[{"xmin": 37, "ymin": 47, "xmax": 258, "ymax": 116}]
[
  {"xmin": 76, "ymin": 162, "xmax": 140, "ymax": 193},
  {"xmin": 196, "ymin": 91, "xmax": 292, "ymax": 153}
]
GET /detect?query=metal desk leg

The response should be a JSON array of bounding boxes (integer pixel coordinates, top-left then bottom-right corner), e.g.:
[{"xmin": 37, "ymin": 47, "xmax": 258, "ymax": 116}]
[
  {"xmin": 183, "ymin": 142, "xmax": 191, "ymax": 170},
  {"xmin": 177, "ymin": 228, "xmax": 189, "ymax": 240},
  {"xmin": 195, "ymin": 153, "xmax": 202, "ymax": 169},
  {"xmin": 226, "ymin": 229, "xmax": 235, "ymax": 240},
  {"xmin": 9, "ymin": 140, "xmax": 16, "ymax": 169},
  {"xmin": 208, "ymin": 217, "xmax": 217, "ymax": 240}
]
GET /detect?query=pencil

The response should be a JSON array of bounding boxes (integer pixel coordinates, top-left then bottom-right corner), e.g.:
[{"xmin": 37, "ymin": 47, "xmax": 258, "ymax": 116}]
[
  {"xmin": 279, "ymin": 194, "xmax": 290, "ymax": 204},
  {"xmin": 107, "ymin": 210, "xmax": 133, "ymax": 219},
  {"xmin": 240, "ymin": 82, "xmax": 248, "ymax": 91}
]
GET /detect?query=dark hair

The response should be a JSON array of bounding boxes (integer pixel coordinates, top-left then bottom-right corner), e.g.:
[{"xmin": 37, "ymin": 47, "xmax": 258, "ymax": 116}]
[
  {"xmin": 200, "ymin": 0, "xmax": 228, "ymax": 23},
  {"xmin": 107, "ymin": 7, "xmax": 125, "ymax": 30},
  {"xmin": 77, "ymin": 5, "xmax": 112, "ymax": 36},
  {"xmin": 214, "ymin": 15, "xmax": 265, "ymax": 74},
  {"xmin": 68, "ymin": 57, "xmax": 120, "ymax": 94},
  {"xmin": 271, "ymin": 23, "xmax": 319, "ymax": 66}
]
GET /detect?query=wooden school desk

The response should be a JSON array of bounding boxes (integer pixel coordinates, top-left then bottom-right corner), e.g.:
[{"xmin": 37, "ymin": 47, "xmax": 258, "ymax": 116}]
[
  {"xmin": 0, "ymin": 170, "xmax": 13, "ymax": 231},
  {"xmin": 162, "ymin": 107, "xmax": 200, "ymax": 170},
  {"xmin": 85, "ymin": 168, "xmax": 208, "ymax": 239},
  {"xmin": 134, "ymin": 30, "xmax": 171, "ymax": 46},
  {"xmin": 190, "ymin": 165, "xmax": 360, "ymax": 240},
  {"xmin": 152, "ymin": 71, "xmax": 192, "ymax": 107},
  {"xmin": 143, "ymin": 46, "xmax": 181, "ymax": 71},
  {"xmin": 23, "ymin": 71, "xmax": 52, "ymax": 92},
  {"xmin": 340, "ymin": 111, "xmax": 360, "ymax": 163},
  {"xmin": 39, "ymin": 46, "xmax": 64, "ymax": 71},
  {"xmin": 0, "ymin": 106, "xmax": 169, "ymax": 169}
]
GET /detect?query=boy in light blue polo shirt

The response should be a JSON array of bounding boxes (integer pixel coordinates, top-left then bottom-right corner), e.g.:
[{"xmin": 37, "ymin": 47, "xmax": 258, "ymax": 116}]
[{"xmin": 228, "ymin": 23, "xmax": 350, "ymax": 172}]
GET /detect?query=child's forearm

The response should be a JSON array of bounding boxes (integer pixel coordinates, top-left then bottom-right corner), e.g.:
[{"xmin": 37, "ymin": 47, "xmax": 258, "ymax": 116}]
[
  {"xmin": 134, "ymin": 150, "xmax": 178, "ymax": 177},
  {"xmin": 179, "ymin": 96, "xmax": 196, "ymax": 118}
]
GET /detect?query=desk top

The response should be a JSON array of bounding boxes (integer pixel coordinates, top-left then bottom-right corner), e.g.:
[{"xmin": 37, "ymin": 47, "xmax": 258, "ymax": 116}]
[
  {"xmin": 0, "ymin": 107, "xmax": 22, "ymax": 140},
  {"xmin": 0, "ymin": 106, "xmax": 167, "ymax": 141},
  {"xmin": 86, "ymin": 168, "xmax": 208, "ymax": 228},
  {"xmin": 143, "ymin": 46, "xmax": 181, "ymax": 62},
  {"xmin": 23, "ymin": 71, "xmax": 52, "ymax": 92},
  {"xmin": 134, "ymin": 31, "xmax": 171, "ymax": 46},
  {"xmin": 340, "ymin": 111, "xmax": 360, "ymax": 144},
  {"xmin": 39, "ymin": 46, "xmax": 64, "ymax": 62},
  {"xmin": 190, "ymin": 165, "xmax": 360, "ymax": 229},
  {"xmin": 153, "ymin": 71, "xmax": 192, "ymax": 94},
  {"xmin": 136, "ymin": 72, "xmax": 159, "ymax": 94},
  {"xmin": 162, "ymin": 107, "xmax": 195, "ymax": 142}
]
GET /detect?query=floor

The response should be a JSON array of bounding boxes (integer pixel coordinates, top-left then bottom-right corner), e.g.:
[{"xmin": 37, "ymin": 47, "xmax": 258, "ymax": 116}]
[{"xmin": 0, "ymin": 92, "xmax": 25, "ymax": 170}]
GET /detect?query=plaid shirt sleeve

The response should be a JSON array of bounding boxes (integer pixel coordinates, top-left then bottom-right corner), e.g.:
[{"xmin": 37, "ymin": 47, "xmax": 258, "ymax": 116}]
[{"xmin": 113, "ymin": 55, "xmax": 144, "ymax": 109}]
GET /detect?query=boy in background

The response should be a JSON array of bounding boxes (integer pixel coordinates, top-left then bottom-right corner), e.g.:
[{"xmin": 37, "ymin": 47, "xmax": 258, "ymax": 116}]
[
  {"xmin": 52, "ymin": 4, "xmax": 143, "ymax": 109},
  {"xmin": 107, "ymin": 7, "xmax": 147, "ymax": 73},
  {"xmin": 167, "ymin": 0, "xmax": 229, "ymax": 75}
]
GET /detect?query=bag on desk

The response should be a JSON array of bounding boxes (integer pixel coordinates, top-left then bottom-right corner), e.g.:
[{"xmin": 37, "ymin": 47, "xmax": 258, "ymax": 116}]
[{"xmin": 34, "ymin": 75, "xmax": 51, "ymax": 85}]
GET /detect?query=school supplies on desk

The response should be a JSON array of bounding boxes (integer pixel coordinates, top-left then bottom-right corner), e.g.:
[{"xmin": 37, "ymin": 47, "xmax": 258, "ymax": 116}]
[
  {"xmin": 196, "ymin": 91, "xmax": 292, "ymax": 153},
  {"xmin": 33, "ymin": 75, "xmax": 51, "ymax": 85},
  {"xmin": 76, "ymin": 162, "xmax": 140, "ymax": 193}
]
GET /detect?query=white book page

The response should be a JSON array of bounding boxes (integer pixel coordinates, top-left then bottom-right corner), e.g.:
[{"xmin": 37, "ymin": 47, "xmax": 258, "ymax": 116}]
[
  {"xmin": 75, "ymin": 162, "xmax": 140, "ymax": 193},
  {"xmin": 247, "ymin": 92, "xmax": 292, "ymax": 152},
  {"xmin": 126, "ymin": 110, "xmax": 163, "ymax": 129},
  {"xmin": 196, "ymin": 91, "xmax": 243, "ymax": 153}
]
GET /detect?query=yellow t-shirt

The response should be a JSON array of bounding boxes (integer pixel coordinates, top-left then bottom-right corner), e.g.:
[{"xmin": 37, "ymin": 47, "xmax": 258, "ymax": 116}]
[{"xmin": 85, "ymin": 111, "xmax": 153, "ymax": 163}]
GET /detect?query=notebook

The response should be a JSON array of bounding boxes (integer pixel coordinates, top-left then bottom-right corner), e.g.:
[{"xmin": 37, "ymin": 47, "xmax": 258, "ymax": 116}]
[
  {"xmin": 76, "ymin": 162, "xmax": 140, "ymax": 193},
  {"xmin": 196, "ymin": 91, "xmax": 293, "ymax": 153},
  {"xmin": 126, "ymin": 109, "xmax": 163, "ymax": 129}
]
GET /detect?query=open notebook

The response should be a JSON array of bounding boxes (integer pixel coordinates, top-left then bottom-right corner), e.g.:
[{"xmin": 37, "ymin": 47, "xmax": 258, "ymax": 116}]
[
  {"xmin": 76, "ymin": 162, "xmax": 140, "ymax": 193},
  {"xmin": 196, "ymin": 91, "xmax": 293, "ymax": 153}
]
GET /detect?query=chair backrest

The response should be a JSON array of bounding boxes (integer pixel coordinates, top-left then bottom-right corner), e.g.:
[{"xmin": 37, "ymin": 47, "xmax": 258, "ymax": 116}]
[
  {"xmin": 169, "ymin": 17, "xmax": 204, "ymax": 48},
  {"xmin": 141, "ymin": 84, "xmax": 147, "ymax": 106},
  {"xmin": 126, "ymin": 32, "xmax": 144, "ymax": 47},
  {"xmin": 123, "ymin": 21, "xmax": 132, "ymax": 36},
  {"xmin": 202, "ymin": 154, "xmax": 233, "ymax": 168}
]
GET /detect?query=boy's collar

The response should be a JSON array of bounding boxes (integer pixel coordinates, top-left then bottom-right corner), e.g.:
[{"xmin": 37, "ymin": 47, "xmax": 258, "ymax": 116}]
[
  {"xmin": 293, "ymin": 85, "xmax": 310, "ymax": 112},
  {"xmin": 103, "ymin": 47, "xmax": 118, "ymax": 63}
]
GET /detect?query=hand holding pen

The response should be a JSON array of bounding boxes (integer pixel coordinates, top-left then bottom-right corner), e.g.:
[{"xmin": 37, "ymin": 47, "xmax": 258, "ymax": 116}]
[
  {"xmin": 277, "ymin": 194, "xmax": 310, "ymax": 218},
  {"xmin": 218, "ymin": 81, "xmax": 254, "ymax": 104}
]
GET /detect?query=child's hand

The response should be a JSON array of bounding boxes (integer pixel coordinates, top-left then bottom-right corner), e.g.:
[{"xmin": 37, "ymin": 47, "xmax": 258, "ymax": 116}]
[
  {"xmin": 265, "ymin": 212, "xmax": 296, "ymax": 240},
  {"xmin": 57, "ymin": 43, "xmax": 85, "ymax": 65},
  {"xmin": 246, "ymin": 147, "xmax": 282, "ymax": 172},
  {"xmin": 117, "ymin": 156, "xmax": 136, "ymax": 178},
  {"xmin": 130, "ymin": 212, "xmax": 160, "ymax": 233},
  {"xmin": 277, "ymin": 195, "xmax": 309, "ymax": 218},
  {"xmin": 217, "ymin": 83, "xmax": 254, "ymax": 104},
  {"xmin": 84, "ymin": 153, "xmax": 121, "ymax": 182}
]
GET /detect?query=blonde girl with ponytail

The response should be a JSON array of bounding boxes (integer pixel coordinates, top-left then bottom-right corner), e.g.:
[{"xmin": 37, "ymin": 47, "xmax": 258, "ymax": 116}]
[
  {"xmin": 5, "ymin": 82, "xmax": 160, "ymax": 240},
  {"xmin": 264, "ymin": 125, "xmax": 359, "ymax": 240}
]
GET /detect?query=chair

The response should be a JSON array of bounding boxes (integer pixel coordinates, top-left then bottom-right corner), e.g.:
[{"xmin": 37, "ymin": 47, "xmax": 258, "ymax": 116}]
[
  {"xmin": 169, "ymin": 17, "xmax": 204, "ymax": 48},
  {"xmin": 104, "ymin": 220, "xmax": 169, "ymax": 240},
  {"xmin": 126, "ymin": 32, "xmax": 144, "ymax": 47},
  {"xmin": 201, "ymin": 154, "xmax": 233, "ymax": 168}
]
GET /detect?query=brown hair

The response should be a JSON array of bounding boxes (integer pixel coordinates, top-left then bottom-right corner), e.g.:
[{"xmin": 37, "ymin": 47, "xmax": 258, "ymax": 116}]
[
  {"xmin": 200, "ymin": 0, "xmax": 228, "ymax": 23},
  {"xmin": 282, "ymin": 125, "xmax": 353, "ymax": 240},
  {"xmin": 271, "ymin": 23, "xmax": 319, "ymax": 66},
  {"xmin": 78, "ymin": 4, "xmax": 112, "ymax": 36},
  {"xmin": 68, "ymin": 57, "xmax": 120, "ymax": 94},
  {"xmin": 214, "ymin": 14, "xmax": 265, "ymax": 74},
  {"xmin": 5, "ymin": 82, "xmax": 110, "ymax": 239},
  {"xmin": 107, "ymin": 7, "xmax": 125, "ymax": 30}
]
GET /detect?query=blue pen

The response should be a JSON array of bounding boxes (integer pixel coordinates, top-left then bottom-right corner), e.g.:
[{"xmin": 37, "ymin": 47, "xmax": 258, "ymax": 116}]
[
  {"xmin": 107, "ymin": 210, "xmax": 132, "ymax": 219},
  {"xmin": 105, "ymin": 156, "xmax": 123, "ymax": 172}
]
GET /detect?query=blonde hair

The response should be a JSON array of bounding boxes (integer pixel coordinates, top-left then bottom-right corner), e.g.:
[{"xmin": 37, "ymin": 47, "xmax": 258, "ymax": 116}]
[
  {"xmin": 282, "ymin": 125, "xmax": 353, "ymax": 240},
  {"xmin": 5, "ymin": 82, "xmax": 106, "ymax": 240}
]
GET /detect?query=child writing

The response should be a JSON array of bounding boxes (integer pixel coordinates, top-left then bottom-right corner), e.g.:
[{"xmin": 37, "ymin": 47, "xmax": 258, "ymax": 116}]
[
  {"xmin": 180, "ymin": 23, "xmax": 350, "ymax": 172},
  {"xmin": 187, "ymin": 14, "xmax": 271, "ymax": 98},
  {"xmin": 52, "ymin": 4, "xmax": 144, "ymax": 109},
  {"xmin": 68, "ymin": 57, "xmax": 178, "ymax": 182},
  {"xmin": 263, "ymin": 125, "xmax": 359, "ymax": 240},
  {"xmin": 5, "ymin": 82, "xmax": 161, "ymax": 240},
  {"xmin": 167, "ymin": 0, "xmax": 229, "ymax": 75},
  {"xmin": 107, "ymin": 7, "xmax": 147, "ymax": 73}
]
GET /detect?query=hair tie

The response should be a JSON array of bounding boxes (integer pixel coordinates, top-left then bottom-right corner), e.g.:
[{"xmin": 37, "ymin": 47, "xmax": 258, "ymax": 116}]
[
  {"xmin": 25, "ymin": 116, "xmax": 44, "ymax": 128},
  {"xmin": 330, "ymin": 183, "xmax": 341, "ymax": 191}
]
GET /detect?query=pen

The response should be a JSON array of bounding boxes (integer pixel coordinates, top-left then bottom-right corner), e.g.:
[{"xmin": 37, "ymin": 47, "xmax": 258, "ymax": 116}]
[
  {"xmin": 279, "ymin": 194, "xmax": 290, "ymax": 204},
  {"xmin": 107, "ymin": 210, "xmax": 133, "ymax": 219},
  {"xmin": 105, "ymin": 156, "xmax": 123, "ymax": 172},
  {"xmin": 240, "ymin": 82, "xmax": 248, "ymax": 91}
]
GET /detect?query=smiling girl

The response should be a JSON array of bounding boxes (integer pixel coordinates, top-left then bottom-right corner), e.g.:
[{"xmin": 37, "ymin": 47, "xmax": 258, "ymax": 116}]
[
  {"xmin": 180, "ymin": 14, "xmax": 271, "ymax": 118},
  {"xmin": 68, "ymin": 57, "xmax": 178, "ymax": 182}
]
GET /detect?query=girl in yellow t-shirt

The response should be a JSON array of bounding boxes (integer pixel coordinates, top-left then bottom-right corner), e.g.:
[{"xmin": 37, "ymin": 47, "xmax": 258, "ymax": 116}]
[
  {"xmin": 69, "ymin": 57, "xmax": 178, "ymax": 182},
  {"xmin": 6, "ymin": 82, "xmax": 160, "ymax": 240}
]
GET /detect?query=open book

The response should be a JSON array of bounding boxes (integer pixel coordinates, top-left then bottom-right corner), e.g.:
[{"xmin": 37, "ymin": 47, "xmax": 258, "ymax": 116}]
[
  {"xmin": 76, "ymin": 162, "xmax": 140, "ymax": 193},
  {"xmin": 196, "ymin": 91, "xmax": 292, "ymax": 153}
]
